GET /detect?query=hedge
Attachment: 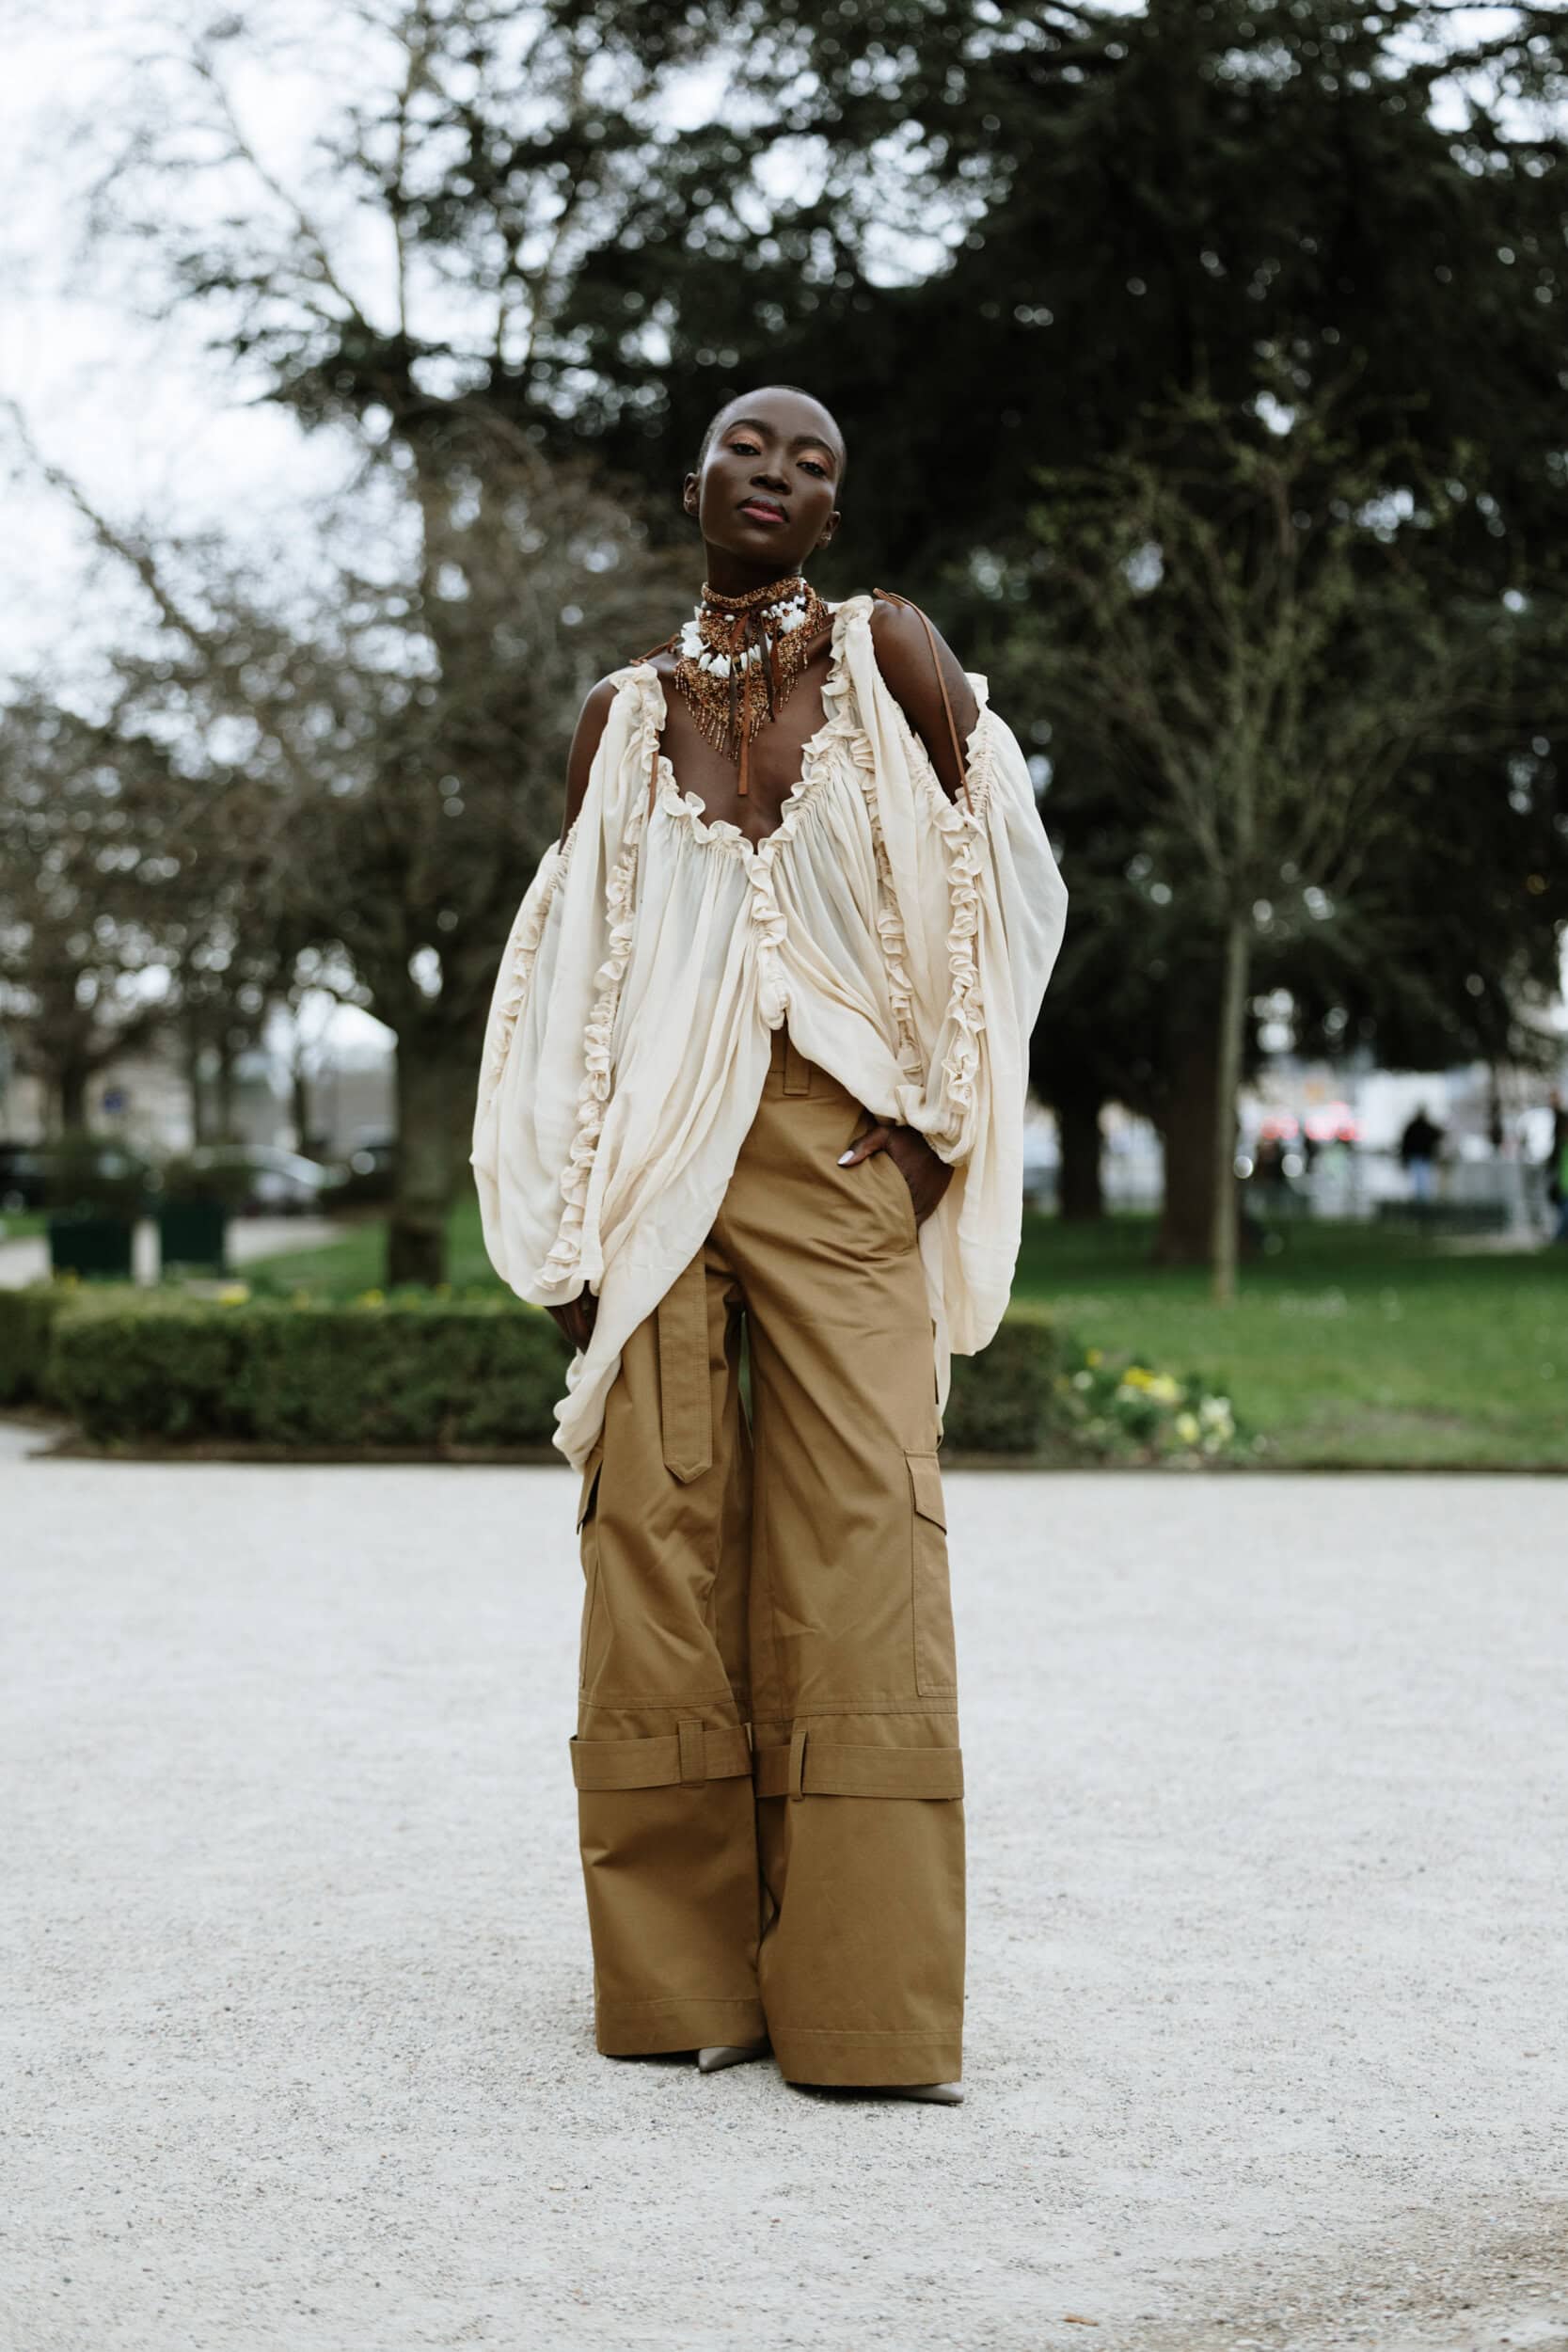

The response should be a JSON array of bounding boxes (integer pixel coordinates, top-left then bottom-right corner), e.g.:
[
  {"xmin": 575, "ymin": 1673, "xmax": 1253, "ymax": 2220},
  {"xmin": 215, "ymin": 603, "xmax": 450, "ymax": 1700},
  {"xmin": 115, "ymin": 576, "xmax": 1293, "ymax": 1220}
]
[
  {"xmin": 41, "ymin": 1290, "xmax": 567, "ymax": 1449},
  {"xmin": 0, "ymin": 1282, "xmax": 1068, "ymax": 1455},
  {"xmin": 0, "ymin": 1284, "xmax": 68, "ymax": 1406}
]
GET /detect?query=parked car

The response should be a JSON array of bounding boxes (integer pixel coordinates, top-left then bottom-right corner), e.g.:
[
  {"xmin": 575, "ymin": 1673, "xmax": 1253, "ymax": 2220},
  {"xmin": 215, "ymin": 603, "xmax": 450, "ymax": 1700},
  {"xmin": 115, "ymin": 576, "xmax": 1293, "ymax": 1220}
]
[
  {"xmin": 335, "ymin": 1136, "xmax": 398, "ymax": 1207},
  {"xmin": 174, "ymin": 1145, "xmax": 350, "ymax": 1217}
]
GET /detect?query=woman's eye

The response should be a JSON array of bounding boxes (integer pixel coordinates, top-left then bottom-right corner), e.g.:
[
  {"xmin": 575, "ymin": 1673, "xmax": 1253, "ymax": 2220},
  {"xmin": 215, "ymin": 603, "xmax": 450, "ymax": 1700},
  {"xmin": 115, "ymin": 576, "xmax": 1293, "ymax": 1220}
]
[
  {"xmin": 729, "ymin": 439, "xmax": 761, "ymax": 456},
  {"xmin": 800, "ymin": 460, "xmax": 827, "ymax": 477}
]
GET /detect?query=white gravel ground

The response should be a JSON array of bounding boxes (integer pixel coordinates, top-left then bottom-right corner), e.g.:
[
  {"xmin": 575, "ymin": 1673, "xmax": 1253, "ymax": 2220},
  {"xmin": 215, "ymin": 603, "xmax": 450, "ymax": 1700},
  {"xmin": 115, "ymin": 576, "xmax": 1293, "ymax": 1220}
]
[{"xmin": 3, "ymin": 1428, "xmax": 1565, "ymax": 2352}]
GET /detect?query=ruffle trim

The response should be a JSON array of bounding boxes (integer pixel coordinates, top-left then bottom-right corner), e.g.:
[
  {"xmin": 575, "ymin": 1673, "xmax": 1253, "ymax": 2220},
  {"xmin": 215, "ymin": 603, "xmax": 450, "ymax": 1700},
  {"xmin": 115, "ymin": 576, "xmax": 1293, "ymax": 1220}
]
[
  {"xmin": 839, "ymin": 700, "xmax": 924, "ymax": 1085},
  {"xmin": 846, "ymin": 601, "xmax": 994, "ymax": 1111},
  {"xmin": 958, "ymin": 695, "xmax": 999, "ymax": 823},
  {"xmin": 532, "ymin": 687, "xmax": 655, "ymax": 1294},
  {"xmin": 922, "ymin": 779, "xmax": 988, "ymax": 1130},
  {"xmin": 475, "ymin": 830, "xmax": 572, "ymax": 1121},
  {"xmin": 903, "ymin": 672, "xmax": 996, "ymax": 1131}
]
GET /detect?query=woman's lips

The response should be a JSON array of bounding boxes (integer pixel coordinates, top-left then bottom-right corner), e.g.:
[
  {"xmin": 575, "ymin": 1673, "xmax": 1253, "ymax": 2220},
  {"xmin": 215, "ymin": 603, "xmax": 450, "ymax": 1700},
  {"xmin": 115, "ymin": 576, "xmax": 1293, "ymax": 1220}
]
[{"xmin": 738, "ymin": 500, "xmax": 786, "ymax": 525}]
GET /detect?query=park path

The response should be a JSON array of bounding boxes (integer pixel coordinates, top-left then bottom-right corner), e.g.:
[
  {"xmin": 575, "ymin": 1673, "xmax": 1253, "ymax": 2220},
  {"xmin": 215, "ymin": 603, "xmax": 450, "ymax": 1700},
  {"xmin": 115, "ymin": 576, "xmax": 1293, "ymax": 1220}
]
[
  {"xmin": 3, "ymin": 1438, "xmax": 1565, "ymax": 2352},
  {"xmin": 0, "ymin": 1214, "xmax": 341, "ymax": 1289}
]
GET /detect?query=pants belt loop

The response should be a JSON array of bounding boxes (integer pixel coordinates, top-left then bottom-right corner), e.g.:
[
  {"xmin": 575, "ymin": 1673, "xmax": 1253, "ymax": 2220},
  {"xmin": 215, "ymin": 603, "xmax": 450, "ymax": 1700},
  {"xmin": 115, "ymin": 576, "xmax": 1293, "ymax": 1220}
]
[
  {"xmin": 677, "ymin": 1718, "xmax": 706, "ymax": 1785},
  {"xmin": 783, "ymin": 1031, "xmax": 812, "ymax": 1096},
  {"xmin": 657, "ymin": 1255, "xmax": 712, "ymax": 1485},
  {"xmin": 787, "ymin": 1725, "xmax": 808, "ymax": 1800}
]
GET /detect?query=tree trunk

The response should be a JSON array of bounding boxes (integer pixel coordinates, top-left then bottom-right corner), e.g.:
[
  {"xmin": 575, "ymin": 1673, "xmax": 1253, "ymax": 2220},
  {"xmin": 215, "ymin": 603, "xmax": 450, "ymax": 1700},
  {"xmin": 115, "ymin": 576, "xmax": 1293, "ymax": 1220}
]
[
  {"xmin": 1055, "ymin": 1086, "xmax": 1105, "ymax": 1222},
  {"xmin": 215, "ymin": 1034, "xmax": 238, "ymax": 1143},
  {"xmin": 186, "ymin": 1021, "xmax": 211, "ymax": 1145},
  {"xmin": 291, "ymin": 1057, "xmax": 313, "ymax": 1157},
  {"xmin": 1154, "ymin": 1009, "xmax": 1220, "ymax": 1264},
  {"xmin": 57, "ymin": 1061, "xmax": 90, "ymax": 1136},
  {"xmin": 1209, "ymin": 912, "xmax": 1250, "ymax": 1308},
  {"xmin": 386, "ymin": 1024, "xmax": 475, "ymax": 1288}
]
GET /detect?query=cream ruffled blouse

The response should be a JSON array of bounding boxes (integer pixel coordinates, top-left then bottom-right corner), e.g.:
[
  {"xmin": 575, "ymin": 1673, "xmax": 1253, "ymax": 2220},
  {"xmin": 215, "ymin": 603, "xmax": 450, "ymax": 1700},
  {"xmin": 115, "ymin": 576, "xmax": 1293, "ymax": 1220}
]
[{"xmin": 470, "ymin": 591, "xmax": 1069, "ymax": 1470}]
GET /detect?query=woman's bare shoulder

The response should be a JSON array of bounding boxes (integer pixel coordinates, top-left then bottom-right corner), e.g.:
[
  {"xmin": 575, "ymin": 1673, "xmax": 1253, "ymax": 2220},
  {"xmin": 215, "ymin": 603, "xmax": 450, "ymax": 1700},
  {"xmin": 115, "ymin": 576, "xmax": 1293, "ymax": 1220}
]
[
  {"xmin": 558, "ymin": 673, "xmax": 632, "ymax": 844},
  {"xmin": 865, "ymin": 592, "xmax": 979, "ymax": 803}
]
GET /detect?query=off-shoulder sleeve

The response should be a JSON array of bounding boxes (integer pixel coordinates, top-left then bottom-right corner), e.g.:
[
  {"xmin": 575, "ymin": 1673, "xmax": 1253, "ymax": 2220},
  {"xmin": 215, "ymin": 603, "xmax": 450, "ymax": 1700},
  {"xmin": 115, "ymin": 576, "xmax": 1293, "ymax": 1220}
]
[
  {"xmin": 841, "ymin": 610, "xmax": 1069, "ymax": 1352},
  {"xmin": 469, "ymin": 667, "xmax": 657, "ymax": 1305}
]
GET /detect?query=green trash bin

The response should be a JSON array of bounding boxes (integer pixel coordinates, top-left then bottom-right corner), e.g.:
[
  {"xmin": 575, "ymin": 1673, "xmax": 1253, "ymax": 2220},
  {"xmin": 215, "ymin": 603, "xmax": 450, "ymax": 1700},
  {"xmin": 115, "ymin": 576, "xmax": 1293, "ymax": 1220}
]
[
  {"xmin": 157, "ymin": 1200, "xmax": 230, "ymax": 1272},
  {"xmin": 48, "ymin": 1213, "xmax": 135, "ymax": 1279}
]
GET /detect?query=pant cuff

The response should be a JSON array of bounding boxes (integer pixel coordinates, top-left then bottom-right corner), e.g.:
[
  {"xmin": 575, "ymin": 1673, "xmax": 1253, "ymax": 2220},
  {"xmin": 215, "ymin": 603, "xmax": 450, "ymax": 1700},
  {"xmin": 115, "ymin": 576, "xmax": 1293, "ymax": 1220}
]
[
  {"xmin": 594, "ymin": 1994, "xmax": 767, "ymax": 2058},
  {"xmin": 768, "ymin": 2026, "xmax": 963, "ymax": 2088}
]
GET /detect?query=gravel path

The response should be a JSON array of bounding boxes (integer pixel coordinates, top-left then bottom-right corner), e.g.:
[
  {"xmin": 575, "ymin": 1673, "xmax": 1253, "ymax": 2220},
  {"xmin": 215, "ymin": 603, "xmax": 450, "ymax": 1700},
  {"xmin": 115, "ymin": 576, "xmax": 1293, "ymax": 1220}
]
[{"xmin": 3, "ymin": 1436, "xmax": 1564, "ymax": 2352}]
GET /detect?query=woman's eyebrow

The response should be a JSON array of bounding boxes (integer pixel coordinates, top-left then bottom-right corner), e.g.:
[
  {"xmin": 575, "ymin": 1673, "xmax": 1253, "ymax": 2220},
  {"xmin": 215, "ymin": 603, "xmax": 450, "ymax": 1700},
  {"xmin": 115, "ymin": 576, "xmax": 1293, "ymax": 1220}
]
[{"xmin": 724, "ymin": 416, "xmax": 840, "ymax": 467}]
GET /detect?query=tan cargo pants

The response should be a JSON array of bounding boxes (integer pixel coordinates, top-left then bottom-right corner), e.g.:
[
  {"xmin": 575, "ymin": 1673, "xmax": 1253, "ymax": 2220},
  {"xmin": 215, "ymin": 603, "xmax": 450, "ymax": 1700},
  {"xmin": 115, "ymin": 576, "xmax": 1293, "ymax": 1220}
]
[{"xmin": 570, "ymin": 1025, "xmax": 965, "ymax": 2087}]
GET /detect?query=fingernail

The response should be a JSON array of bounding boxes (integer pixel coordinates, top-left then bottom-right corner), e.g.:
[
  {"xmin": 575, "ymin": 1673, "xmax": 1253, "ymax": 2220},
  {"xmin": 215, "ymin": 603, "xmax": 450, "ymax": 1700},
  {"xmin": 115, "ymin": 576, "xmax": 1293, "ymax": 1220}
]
[{"xmin": 837, "ymin": 1150, "xmax": 854, "ymax": 1165}]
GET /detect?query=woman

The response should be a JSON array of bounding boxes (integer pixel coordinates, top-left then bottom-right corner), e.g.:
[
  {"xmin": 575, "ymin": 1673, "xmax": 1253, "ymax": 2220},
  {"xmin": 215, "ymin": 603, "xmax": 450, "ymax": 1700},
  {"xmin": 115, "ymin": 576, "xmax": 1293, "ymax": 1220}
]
[{"xmin": 471, "ymin": 384, "xmax": 1067, "ymax": 2102}]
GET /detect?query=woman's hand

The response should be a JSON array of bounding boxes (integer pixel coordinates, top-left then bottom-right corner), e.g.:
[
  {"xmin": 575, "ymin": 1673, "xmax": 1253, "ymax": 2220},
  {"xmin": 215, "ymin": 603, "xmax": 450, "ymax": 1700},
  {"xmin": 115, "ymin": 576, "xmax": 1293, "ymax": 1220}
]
[
  {"xmin": 838, "ymin": 1120, "xmax": 954, "ymax": 1226},
  {"xmin": 546, "ymin": 1295, "xmax": 598, "ymax": 1353}
]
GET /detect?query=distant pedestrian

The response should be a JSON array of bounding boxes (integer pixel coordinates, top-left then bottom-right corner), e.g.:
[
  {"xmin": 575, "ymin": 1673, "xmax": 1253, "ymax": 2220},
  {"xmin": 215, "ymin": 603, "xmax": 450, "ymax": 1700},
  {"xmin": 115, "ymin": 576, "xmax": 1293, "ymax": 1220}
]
[
  {"xmin": 1546, "ymin": 1089, "xmax": 1568, "ymax": 1243},
  {"xmin": 1399, "ymin": 1105, "xmax": 1443, "ymax": 1205}
]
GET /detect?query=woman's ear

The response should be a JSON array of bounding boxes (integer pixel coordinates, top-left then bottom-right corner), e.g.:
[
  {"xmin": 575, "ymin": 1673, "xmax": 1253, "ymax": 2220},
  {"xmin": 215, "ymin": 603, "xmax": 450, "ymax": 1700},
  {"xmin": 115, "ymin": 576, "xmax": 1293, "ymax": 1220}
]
[
  {"xmin": 681, "ymin": 472, "xmax": 700, "ymax": 516},
  {"xmin": 816, "ymin": 507, "xmax": 841, "ymax": 549}
]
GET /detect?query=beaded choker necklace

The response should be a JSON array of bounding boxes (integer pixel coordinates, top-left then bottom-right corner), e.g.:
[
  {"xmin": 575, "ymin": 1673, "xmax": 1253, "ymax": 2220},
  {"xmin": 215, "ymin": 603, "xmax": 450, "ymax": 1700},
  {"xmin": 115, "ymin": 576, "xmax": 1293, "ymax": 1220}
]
[{"xmin": 671, "ymin": 573, "xmax": 832, "ymax": 796}]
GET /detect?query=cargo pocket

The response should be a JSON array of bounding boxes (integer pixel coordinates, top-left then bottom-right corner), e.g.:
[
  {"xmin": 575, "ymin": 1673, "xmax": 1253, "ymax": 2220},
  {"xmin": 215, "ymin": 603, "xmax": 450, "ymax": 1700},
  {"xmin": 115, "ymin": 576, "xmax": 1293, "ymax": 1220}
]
[
  {"xmin": 576, "ymin": 1442, "xmax": 605, "ymax": 1692},
  {"xmin": 906, "ymin": 1449, "xmax": 957, "ymax": 1695}
]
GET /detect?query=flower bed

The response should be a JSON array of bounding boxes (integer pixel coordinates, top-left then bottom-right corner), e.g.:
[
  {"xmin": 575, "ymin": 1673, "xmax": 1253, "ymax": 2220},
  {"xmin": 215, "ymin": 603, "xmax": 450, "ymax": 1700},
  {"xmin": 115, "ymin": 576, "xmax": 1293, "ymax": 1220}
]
[{"xmin": 1054, "ymin": 1343, "xmax": 1258, "ymax": 1465}]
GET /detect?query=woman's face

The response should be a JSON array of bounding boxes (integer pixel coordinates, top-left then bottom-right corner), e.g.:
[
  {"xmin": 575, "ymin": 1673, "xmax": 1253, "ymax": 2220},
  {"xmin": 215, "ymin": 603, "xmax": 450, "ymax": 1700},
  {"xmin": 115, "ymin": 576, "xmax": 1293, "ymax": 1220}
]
[{"xmin": 684, "ymin": 389, "xmax": 844, "ymax": 576}]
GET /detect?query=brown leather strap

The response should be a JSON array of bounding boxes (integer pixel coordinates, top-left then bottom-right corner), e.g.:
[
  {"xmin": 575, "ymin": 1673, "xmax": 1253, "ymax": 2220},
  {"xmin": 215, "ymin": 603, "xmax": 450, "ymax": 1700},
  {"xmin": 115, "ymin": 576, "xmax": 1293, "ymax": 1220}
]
[{"xmin": 872, "ymin": 587, "xmax": 973, "ymax": 811}]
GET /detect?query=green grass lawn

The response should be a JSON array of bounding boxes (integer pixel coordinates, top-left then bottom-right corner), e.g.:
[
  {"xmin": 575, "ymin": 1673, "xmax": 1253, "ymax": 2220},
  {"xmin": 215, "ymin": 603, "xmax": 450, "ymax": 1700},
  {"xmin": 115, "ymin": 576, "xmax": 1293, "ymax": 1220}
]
[
  {"xmin": 0, "ymin": 1211, "xmax": 48, "ymax": 1243},
  {"xmin": 246, "ymin": 1197, "xmax": 1568, "ymax": 1469},
  {"xmin": 1014, "ymin": 1212, "xmax": 1567, "ymax": 1468}
]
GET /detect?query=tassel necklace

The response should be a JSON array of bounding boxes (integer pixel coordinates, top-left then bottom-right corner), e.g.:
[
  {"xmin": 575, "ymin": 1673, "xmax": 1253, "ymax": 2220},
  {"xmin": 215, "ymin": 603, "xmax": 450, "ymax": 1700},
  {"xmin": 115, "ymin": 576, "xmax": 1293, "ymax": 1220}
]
[{"xmin": 671, "ymin": 573, "xmax": 832, "ymax": 796}]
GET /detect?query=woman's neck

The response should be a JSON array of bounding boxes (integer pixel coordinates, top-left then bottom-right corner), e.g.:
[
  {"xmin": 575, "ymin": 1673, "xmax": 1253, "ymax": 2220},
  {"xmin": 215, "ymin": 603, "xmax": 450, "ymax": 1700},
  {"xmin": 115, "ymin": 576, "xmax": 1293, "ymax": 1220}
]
[{"xmin": 698, "ymin": 543, "xmax": 808, "ymax": 599}]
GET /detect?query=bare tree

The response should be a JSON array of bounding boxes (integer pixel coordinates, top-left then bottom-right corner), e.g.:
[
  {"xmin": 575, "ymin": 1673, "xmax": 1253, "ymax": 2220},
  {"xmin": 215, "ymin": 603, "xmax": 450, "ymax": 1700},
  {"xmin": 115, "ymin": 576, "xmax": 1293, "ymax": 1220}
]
[
  {"xmin": 1029, "ymin": 389, "xmax": 1523, "ymax": 1304},
  {"xmin": 12, "ymin": 419, "xmax": 677, "ymax": 1279},
  {"xmin": 0, "ymin": 694, "xmax": 184, "ymax": 1135}
]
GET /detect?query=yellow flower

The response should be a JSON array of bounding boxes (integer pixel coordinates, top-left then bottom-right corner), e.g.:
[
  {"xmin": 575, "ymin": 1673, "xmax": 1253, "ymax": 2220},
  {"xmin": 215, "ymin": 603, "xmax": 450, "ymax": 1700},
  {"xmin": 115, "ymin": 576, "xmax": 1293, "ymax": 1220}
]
[
  {"xmin": 1175, "ymin": 1411, "xmax": 1201, "ymax": 1445},
  {"xmin": 1085, "ymin": 1347, "xmax": 1102, "ymax": 1368},
  {"xmin": 217, "ymin": 1282, "xmax": 250, "ymax": 1306},
  {"xmin": 1148, "ymin": 1374, "xmax": 1181, "ymax": 1406},
  {"xmin": 355, "ymin": 1287, "xmax": 386, "ymax": 1308},
  {"xmin": 1122, "ymin": 1365, "xmax": 1152, "ymax": 1390}
]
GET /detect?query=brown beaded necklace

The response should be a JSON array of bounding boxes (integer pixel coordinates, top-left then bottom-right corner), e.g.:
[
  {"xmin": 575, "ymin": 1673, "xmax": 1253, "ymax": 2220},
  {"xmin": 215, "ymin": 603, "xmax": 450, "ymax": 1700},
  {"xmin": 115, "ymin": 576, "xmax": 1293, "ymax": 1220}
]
[{"xmin": 668, "ymin": 573, "xmax": 833, "ymax": 796}]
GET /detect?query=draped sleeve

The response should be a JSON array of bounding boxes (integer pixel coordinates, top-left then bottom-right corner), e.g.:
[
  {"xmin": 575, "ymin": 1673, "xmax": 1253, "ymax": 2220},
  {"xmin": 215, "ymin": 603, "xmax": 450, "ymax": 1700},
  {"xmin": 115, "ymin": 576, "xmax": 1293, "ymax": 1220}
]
[
  {"xmin": 839, "ymin": 607, "xmax": 1069, "ymax": 1355},
  {"xmin": 469, "ymin": 664, "xmax": 657, "ymax": 1306}
]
